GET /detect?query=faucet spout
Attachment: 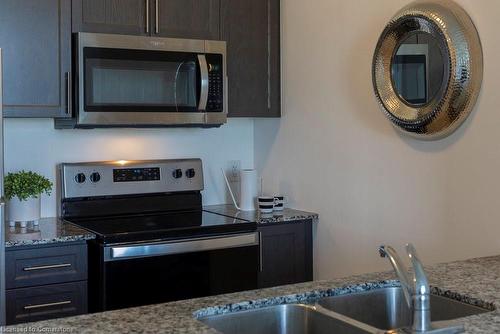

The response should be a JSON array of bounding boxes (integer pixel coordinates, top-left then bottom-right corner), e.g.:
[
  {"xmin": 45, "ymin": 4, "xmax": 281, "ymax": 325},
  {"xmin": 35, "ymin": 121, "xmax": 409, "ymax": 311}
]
[
  {"xmin": 379, "ymin": 245, "xmax": 413, "ymax": 309},
  {"xmin": 406, "ymin": 243, "xmax": 430, "ymax": 295},
  {"xmin": 379, "ymin": 244, "xmax": 463, "ymax": 333}
]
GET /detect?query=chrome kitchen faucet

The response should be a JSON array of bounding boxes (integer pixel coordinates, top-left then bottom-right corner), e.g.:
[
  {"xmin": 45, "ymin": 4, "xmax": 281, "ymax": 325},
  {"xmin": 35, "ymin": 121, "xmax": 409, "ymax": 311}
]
[{"xmin": 379, "ymin": 244, "xmax": 464, "ymax": 333}]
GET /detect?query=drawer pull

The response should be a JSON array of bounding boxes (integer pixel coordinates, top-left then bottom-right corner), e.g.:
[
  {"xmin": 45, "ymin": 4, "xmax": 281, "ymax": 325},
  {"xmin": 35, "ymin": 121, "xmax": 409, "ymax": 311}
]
[
  {"xmin": 145, "ymin": 0, "xmax": 149, "ymax": 33},
  {"xmin": 24, "ymin": 300, "xmax": 72, "ymax": 310},
  {"xmin": 155, "ymin": 0, "xmax": 159, "ymax": 34},
  {"xmin": 23, "ymin": 263, "xmax": 72, "ymax": 271}
]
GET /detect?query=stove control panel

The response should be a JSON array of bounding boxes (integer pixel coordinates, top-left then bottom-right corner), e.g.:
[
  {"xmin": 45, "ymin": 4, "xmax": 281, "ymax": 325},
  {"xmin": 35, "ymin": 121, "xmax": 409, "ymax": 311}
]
[{"xmin": 60, "ymin": 159, "xmax": 204, "ymax": 199}]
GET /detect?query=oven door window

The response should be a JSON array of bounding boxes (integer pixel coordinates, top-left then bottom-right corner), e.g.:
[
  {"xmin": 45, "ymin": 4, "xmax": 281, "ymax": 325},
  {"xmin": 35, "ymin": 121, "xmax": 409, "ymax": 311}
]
[{"xmin": 84, "ymin": 48, "xmax": 200, "ymax": 112}]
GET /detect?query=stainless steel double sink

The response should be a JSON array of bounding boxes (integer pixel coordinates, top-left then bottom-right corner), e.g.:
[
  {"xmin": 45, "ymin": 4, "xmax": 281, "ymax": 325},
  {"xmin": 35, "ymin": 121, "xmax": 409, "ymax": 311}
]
[{"xmin": 198, "ymin": 287, "xmax": 492, "ymax": 334}]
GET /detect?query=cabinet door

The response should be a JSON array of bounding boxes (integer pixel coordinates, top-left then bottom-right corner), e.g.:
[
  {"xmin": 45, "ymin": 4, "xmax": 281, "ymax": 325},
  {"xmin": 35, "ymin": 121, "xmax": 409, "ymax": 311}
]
[
  {"xmin": 0, "ymin": 0, "xmax": 71, "ymax": 118},
  {"xmin": 73, "ymin": 0, "xmax": 150, "ymax": 35},
  {"xmin": 258, "ymin": 221, "xmax": 313, "ymax": 288},
  {"xmin": 221, "ymin": 0, "xmax": 281, "ymax": 117},
  {"xmin": 154, "ymin": 0, "xmax": 220, "ymax": 39}
]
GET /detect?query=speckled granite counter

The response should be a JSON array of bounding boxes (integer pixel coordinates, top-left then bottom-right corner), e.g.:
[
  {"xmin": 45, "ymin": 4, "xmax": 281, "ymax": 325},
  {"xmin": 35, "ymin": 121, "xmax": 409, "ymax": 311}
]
[
  {"xmin": 4, "ymin": 218, "xmax": 95, "ymax": 248},
  {"xmin": 203, "ymin": 204, "xmax": 318, "ymax": 224},
  {"xmin": 8, "ymin": 255, "xmax": 500, "ymax": 333}
]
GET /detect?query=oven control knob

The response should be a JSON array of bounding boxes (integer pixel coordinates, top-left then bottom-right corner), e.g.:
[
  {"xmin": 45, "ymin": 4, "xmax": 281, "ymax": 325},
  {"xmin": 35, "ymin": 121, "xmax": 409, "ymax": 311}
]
[
  {"xmin": 75, "ymin": 173, "xmax": 86, "ymax": 184},
  {"xmin": 172, "ymin": 169, "xmax": 183, "ymax": 179},
  {"xmin": 90, "ymin": 172, "xmax": 101, "ymax": 183},
  {"xmin": 186, "ymin": 168, "xmax": 196, "ymax": 179}
]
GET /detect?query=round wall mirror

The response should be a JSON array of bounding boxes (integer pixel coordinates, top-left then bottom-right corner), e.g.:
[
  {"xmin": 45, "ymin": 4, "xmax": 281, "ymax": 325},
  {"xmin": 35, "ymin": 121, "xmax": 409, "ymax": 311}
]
[
  {"xmin": 372, "ymin": 0, "xmax": 483, "ymax": 140},
  {"xmin": 391, "ymin": 32, "xmax": 444, "ymax": 106}
]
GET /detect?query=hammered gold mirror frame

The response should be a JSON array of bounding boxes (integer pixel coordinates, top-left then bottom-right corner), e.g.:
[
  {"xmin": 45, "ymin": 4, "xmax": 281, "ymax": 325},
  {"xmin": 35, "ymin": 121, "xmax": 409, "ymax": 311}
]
[{"xmin": 372, "ymin": 0, "xmax": 483, "ymax": 140}]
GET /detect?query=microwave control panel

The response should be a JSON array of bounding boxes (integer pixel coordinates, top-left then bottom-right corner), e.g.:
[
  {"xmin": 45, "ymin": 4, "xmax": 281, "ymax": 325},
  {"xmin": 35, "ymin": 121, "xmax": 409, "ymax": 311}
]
[{"xmin": 206, "ymin": 54, "xmax": 224, "ymax": 112}]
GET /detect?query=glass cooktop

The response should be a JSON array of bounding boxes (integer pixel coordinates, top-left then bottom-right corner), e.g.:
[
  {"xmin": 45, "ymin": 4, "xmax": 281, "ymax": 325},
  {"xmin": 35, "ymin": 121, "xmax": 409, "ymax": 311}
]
[{"xmin": 66, "ymin": 210, "xmax": 256, "ymax": 244}]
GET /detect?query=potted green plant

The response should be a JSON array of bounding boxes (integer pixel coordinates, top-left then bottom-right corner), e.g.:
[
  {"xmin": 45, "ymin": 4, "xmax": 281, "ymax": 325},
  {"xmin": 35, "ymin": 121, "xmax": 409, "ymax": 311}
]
[{"xmin": 5, "ymin": 171, "xmax": 52, "ymax": 227}]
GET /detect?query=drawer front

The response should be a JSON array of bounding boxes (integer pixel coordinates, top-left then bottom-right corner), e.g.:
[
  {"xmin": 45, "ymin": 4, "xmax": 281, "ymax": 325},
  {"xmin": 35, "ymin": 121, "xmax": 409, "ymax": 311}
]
[
  {"xmin": 6, "ymin": 281, "xmax": 87, "ymax": 325},
  {"xmin": 6, "ymin": 244, "xmax": 87, "ymax": 289}
]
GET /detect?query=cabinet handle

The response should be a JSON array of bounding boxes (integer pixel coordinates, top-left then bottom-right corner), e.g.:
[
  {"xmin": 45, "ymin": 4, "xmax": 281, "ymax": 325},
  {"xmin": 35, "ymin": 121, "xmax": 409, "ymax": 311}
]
[
  {"xmin": 23, "ymin": 263, "xmax": 72, "ymax": 272},
  {"xmin": 259, "ymin": 232, "xmax": 263, "ymax": 272},
  {"xmin": 24, "ymin": 300, "xmax": 71, "ymax": 310},
  {"xmin": 155, "ymin": 0, "xmax": 159, "ymax": 34},
  {"xmin": 66, "ymin": 72, "xmax": 72, "ymax": 115},
  {"xmin": 146, "ymin": 0, "xmax": 150, "ymax": 34}
]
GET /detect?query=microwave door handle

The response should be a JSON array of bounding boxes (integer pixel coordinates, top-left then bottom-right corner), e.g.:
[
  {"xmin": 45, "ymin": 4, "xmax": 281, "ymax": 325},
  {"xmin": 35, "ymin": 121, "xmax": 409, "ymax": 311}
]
[{"xmin": 197, "ymin": 54, "xmax": 209, "ymax": 111}]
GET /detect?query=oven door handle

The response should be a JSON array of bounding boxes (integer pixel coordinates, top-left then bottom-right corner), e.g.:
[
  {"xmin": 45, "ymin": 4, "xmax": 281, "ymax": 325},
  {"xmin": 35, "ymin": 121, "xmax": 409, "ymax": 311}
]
[
  {"xmin": 197, "ymin": 54, "xmax": 209, "ymax": 111},
  {"xmin": 105, "ymin": 232, "xmax": 259, "ymax": 262}
]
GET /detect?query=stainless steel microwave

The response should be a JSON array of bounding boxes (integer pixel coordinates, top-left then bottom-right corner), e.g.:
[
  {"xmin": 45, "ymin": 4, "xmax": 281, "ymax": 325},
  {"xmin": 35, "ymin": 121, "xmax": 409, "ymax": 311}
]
[{"xmin": 58, "ymin": 33, "xmax": 227, "ymax": 128}]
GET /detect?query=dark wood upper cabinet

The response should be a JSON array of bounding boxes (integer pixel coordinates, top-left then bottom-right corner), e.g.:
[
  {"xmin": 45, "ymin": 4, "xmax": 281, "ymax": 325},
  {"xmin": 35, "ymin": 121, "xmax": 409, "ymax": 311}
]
[
  {"xmin": 73, "ymin": 0, "xmax": 220, "ymax": 39},
  {"xmin": 258, "ymin": 221, "xmax": 313, "ymax": 288},
  {"xmin": 0, "ymin": 0, "xmax": 280, "ymax": 119},
  {"xmin": 154, "ymin": 0, "xmax": 220, "ymax": 40},
  {"xmin": 72, "ymin": 0, "xmax": 150, "ymax": 35},
  {"xmin": 73, "ymin": 0, "xmax": 280, "ymax": 118},
  {"xmin": 0, "ymin": 0, "xmax": 72, "ymax": 118},
  {"xmin": 221, "ymin": 0, "xmax": 281, "ymax": 117}
]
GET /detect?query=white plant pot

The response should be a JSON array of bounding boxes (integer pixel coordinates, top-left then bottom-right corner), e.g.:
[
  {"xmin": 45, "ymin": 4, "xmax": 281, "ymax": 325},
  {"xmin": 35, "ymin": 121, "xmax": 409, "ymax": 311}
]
[{"xmin": 7, "ymin": 197, "xmax": 41, "ymax": 227}]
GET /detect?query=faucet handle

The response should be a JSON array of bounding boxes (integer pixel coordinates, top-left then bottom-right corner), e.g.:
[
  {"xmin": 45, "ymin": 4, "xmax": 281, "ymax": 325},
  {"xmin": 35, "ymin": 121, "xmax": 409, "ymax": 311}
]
[{"xmin": 406, "ymin": 243, "xmax": 430, "ymax": 295}]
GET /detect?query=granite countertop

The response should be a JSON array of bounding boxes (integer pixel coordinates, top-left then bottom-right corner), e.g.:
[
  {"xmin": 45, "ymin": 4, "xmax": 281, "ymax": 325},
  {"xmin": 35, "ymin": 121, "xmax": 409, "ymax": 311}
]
[
  {"xmin": 203, "ymin": 204, "xmax": 319, "ymax": 224},
  {"xmin": 3, "ymin": 206, "xmax": 315, "ymax": 250},
  {"xmin": 9, "ymin": 255, "xmax": 500, "ymax": 333},
  {"xmin": 4, "ymin": 218, "xmax": 95, "ymax": 248}
]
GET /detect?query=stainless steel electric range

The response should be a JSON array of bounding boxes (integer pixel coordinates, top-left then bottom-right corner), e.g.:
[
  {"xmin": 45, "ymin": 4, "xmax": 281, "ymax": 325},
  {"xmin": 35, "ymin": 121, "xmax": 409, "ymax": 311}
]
[{"xmin": 59, "ymin": 159, "xmax": 259, "ymax": 312}]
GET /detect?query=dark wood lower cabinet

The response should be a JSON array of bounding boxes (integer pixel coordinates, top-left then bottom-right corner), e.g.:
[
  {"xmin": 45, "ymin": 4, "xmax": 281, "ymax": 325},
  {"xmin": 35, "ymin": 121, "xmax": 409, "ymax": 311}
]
[
  {"xmin": 258, "ymin": 220, "xmax": 313, "ymax": 288},
  {"xmin": 4, "ymin": 223, "xmax": 310, "ymax": 324},
  {"xmin": 6, "ymin": 281, "xmax": 87, "ymax": 325},
  {"xmin": 5, "ymin": 242, "xmax": 88, "ymax": 325}
]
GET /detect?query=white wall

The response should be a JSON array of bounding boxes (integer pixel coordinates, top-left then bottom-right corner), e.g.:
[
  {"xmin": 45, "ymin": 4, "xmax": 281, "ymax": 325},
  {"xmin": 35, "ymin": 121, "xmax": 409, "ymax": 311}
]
[
  {"xmin": 255, "ymin": 0, "xmax": 500, "ymax": 279},
  {"xmin": 6, "ymin": 0, "xmax": 499, "ymax": 281},
  {"xmin": 5, "ymin": 118, "xmax": 254, "ymax": 217}
]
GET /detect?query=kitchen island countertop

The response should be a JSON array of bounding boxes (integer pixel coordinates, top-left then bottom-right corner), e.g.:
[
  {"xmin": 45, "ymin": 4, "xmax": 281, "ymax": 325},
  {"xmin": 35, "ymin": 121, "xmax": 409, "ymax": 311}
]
[{"xmin": 7, "ymin": 255, "xmax": 500, "ymax": 333}]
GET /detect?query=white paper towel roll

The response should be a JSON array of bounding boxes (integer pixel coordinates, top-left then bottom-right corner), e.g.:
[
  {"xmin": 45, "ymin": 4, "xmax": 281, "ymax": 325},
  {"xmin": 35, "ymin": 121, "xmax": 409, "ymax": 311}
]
[{"xmin": 239, "ymin": 169, "xmax": 257, "ymax": 211}]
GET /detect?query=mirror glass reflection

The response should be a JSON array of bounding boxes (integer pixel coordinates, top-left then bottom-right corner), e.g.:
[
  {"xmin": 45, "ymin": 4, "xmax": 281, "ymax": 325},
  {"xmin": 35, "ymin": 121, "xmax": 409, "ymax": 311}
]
[{"xmin": 391, "ymin": 32, "xmax": 444, "ymax": 106}]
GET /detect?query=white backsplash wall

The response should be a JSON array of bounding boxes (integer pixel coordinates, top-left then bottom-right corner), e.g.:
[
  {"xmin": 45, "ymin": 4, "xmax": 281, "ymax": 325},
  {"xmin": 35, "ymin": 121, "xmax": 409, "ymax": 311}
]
[
  {"xmin": 255, "ymin": 0, "xmax": 500, "ymax": 279},
  {"xmin": 5, "ymin": 118, "xmax": 254, "ymax": 217}
]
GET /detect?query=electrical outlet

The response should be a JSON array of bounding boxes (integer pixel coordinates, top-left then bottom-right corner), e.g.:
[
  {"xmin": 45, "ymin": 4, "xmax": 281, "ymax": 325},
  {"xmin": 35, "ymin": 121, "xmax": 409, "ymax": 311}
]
[{"xmin": 227, "ymin": 160, "xmax": 241, "ymax": 182}]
